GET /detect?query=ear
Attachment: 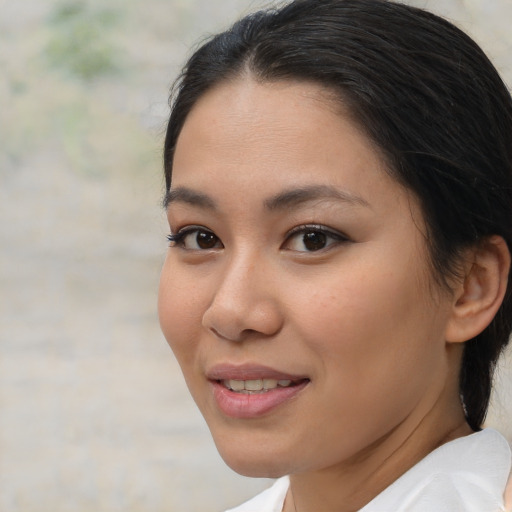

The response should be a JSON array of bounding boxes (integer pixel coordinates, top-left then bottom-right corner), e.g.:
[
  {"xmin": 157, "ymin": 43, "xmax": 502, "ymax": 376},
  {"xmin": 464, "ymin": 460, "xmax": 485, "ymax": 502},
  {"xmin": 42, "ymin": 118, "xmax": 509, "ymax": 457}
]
[{"xmin": 445, "ymin": 235, "xmax": 511, "ymax": 343}]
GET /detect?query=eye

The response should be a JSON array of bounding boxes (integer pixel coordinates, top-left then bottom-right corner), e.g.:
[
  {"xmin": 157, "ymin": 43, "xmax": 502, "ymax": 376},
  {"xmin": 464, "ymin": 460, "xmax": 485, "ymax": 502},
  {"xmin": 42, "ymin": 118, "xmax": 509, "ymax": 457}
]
[
  {"xmin": 284, "ymin": 225, "xmax": 349, "ymax": 252},
  {"xmin": 167, "ymin": 226, "xmax": 223, "ymax": 250}
]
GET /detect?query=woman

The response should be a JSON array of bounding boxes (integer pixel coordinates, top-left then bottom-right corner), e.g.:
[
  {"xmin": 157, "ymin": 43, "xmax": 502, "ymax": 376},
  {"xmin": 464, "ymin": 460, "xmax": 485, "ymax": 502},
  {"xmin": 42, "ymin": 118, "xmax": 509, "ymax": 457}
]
[{"xmin": 158, "ymin": 1, "xmax": 512, "ymax": 510}]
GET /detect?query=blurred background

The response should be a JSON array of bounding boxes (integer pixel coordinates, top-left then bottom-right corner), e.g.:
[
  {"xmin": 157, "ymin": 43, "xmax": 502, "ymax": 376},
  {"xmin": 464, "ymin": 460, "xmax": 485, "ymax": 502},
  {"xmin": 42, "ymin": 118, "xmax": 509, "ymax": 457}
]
[{"xmin": 0, "ymin": 1, "xmax": 511, "ymax": 511}]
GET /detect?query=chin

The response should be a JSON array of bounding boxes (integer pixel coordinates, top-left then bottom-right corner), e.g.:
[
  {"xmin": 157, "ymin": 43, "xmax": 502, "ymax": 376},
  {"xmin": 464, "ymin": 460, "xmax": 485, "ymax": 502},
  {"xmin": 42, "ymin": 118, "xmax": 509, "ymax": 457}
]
[{"xmin": 214, "ymin": 440, "xmax": 292, "ymax": 478}]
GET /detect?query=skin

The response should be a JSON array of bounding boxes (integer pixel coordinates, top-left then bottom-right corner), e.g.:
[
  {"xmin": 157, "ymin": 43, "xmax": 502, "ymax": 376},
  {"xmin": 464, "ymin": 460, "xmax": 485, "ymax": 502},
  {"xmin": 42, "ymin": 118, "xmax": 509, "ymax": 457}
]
[{"xmin": 158, "ymin": 77, "xmax": 474, "ymax": 512}]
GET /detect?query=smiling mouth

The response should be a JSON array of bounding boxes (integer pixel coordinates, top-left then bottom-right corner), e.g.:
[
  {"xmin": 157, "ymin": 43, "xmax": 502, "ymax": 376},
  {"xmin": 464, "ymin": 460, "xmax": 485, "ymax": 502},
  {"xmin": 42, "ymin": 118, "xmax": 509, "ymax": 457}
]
[
  {"xmin": 210, "ymin": 370, "xmax": 310, "ymax": 418},
  {"xmin": 220, "ymin": 378, "xmax": 308, "ymax": 394}
]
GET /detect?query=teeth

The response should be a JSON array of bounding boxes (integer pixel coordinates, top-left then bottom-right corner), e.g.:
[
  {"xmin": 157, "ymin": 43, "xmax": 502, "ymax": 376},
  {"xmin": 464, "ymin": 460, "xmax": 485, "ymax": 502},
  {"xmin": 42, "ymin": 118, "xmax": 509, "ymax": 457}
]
[
  {"xmin": 263, "ymin": 379, "xmax": 278, "ymax": 390},
  {"xmin": 245, "ymin": 379, "xmax": 263, "ymax": 391},
  {"xmin": 223, "ymin": 378, "xmax": 295, "ymax": 393},
  {"xmin": 229, "ymin": 380, "xmax": 245, "ymax": 392}
]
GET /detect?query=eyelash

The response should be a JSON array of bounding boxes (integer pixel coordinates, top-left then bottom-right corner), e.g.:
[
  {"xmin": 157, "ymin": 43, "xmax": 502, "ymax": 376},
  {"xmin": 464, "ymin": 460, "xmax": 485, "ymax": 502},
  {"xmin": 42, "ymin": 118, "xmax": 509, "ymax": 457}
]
[
  {"xmin": 167, "ymin": 224, "xmax": 350, "ymax": 252},
  {"xmin": 167, "ymin": 229, "xmax": 194, "ymax": 245},
  {"xmin": 284, "ymin": 224, "xmax": 350, "ymax": 251},
  {"xmin": 167, "ymin": 226, "xmax": 222, "ymax": 249}
]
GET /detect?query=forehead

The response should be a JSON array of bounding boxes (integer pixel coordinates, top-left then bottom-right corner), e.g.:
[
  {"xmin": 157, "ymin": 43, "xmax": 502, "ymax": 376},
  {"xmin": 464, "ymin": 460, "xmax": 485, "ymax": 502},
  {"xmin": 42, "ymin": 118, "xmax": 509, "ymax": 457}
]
[{"xmin": 172, "ymin": 78, "xmax": 392, "ymax": 195}]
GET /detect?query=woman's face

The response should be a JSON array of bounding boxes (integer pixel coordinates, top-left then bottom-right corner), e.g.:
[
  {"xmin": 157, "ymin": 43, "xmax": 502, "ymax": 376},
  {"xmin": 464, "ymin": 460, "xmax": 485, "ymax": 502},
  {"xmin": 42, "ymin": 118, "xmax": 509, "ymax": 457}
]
[{"xmin": 158, "ymin": 78, "xmax": 458, "ymax": 477}]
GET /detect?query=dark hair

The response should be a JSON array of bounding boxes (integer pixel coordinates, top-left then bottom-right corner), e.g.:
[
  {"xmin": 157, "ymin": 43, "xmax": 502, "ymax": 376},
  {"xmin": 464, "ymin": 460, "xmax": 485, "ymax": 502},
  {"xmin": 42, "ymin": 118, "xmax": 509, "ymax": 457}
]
[{"xmin": 163, "ymin": 0, "xmax": 512, "ymax": 430}]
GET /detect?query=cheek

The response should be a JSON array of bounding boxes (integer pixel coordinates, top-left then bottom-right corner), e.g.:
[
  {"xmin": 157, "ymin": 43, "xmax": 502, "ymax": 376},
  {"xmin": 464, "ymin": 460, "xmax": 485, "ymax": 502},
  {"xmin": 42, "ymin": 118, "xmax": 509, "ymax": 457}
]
[
  {"xmin": 158, "ymin": 261, "xmax": 206, "ymax": 361},
  {"xmin": 286, "ymin": 270, "xmax": 448, "ymax": 453},
  {"xmin": 291, "ymin": 260, "xmax": 440, "ymax": 378},
  {"xmin": 291, "ymin": 269, "xmax": 402, "ymax": 342}
]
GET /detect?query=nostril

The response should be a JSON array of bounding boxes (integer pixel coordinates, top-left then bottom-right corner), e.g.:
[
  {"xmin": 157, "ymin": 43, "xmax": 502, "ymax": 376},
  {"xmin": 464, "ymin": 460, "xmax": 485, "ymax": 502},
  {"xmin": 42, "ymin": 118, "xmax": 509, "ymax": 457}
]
[
  {"xmin": 209, "ymin": 327, "xmax": 230, "ymax": 341},
  {"xmin": 208, "ymin": 326, "xmax": 259, "ymax": 343},
  {"xmin": 202, "ymin": 282, "xmax": 284, "ymax": 340}
]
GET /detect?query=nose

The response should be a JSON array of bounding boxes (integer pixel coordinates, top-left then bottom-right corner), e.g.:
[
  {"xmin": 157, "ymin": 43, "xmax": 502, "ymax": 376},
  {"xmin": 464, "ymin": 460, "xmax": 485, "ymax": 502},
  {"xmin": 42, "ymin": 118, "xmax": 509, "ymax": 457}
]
[{"xmin": 201, "ymin": 254, "xmax": 284, "ymax": 342}]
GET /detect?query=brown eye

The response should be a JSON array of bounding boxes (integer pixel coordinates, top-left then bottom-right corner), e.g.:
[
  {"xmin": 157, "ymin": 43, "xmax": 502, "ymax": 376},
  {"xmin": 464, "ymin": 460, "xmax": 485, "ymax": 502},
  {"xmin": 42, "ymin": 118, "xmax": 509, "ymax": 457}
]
[
  {"xmin": 302, "ymin": 231, "xmax": 327, "ymax": 251},
  {"xmin": 168, "ymin": 227, "xmax": 223, "ymax": 250},
  {"xmin": 196, "ymin": 230, "xmax": 219, "ymax": 249},
  {"xmin": 284, "ymin": 225, "xmax": 349, "ymax": 252}
]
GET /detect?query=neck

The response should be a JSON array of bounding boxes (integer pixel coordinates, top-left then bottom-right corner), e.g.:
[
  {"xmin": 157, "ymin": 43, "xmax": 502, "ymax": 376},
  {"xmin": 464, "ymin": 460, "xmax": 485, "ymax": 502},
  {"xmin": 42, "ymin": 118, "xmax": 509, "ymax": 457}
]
[
  {"xmin": 286, "ymin": 419, "xmax": 471, "ymax": 512},
  {"xmin": 284, "ymin": 350, "xmax": 472, "ymax": 512}
]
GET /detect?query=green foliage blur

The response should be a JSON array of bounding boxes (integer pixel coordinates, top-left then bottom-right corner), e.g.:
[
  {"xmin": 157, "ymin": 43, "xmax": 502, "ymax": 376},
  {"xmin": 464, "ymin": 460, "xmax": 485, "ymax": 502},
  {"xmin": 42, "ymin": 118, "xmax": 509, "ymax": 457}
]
[
  {"xmin": 45, "ymin": 1, "xmax": 122, "ymax": 81},
  {"xmin": 1, "ymin": 0, "xmax": 158, "ymax": 183}
]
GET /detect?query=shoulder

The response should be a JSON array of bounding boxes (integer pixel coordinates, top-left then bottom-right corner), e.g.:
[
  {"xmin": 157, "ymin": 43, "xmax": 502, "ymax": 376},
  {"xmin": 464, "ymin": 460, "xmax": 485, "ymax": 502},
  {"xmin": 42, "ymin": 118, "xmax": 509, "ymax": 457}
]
[
  {"xmin": 223, "ymin": 430, "xmax": 511, "ymax": 512},
  {"xmin": 361, "ymin": 429, "xmax": 512, "ymax": 512},
  {"xmin": 224, "ymin": 477, "xmax": 289, "ymax": 512}
]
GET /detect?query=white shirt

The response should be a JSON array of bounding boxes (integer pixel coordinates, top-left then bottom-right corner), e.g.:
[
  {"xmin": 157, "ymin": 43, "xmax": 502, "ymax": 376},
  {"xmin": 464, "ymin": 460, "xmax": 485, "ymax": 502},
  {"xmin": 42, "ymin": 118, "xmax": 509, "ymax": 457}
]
[{"xmin": 225, "ymin": 429, "xmax": 511, "ymax": 512}]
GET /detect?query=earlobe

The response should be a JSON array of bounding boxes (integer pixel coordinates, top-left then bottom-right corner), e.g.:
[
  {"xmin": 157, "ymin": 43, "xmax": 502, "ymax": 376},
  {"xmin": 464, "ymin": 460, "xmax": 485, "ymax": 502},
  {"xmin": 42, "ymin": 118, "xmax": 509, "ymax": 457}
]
[{"xmin": 445, "ymin": 235, "xmax": 511, "ymax": 343}]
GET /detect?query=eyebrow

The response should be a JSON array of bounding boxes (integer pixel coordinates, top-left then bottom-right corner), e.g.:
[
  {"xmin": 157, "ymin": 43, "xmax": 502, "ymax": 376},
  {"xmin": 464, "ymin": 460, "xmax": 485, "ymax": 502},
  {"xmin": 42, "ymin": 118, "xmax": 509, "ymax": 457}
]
[
  {"xmin": 163, "ymin": 187, "xmax": 217, "ymax": 210},
  {"xmin": 163, "ymin": 184, "xmax": 370, "ymax": 211},
  {"xmin": 264, "ymin": 185, "xmax": 370, "ymax": 211}
]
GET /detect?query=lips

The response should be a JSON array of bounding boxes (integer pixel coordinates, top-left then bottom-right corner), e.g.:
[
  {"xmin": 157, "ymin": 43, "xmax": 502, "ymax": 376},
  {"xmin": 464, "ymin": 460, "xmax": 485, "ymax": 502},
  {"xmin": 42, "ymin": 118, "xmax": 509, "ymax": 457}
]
[
  {"xmin": 222, "ymin": 378, "xmax": 294, "ymax": 393},
  {"xmin": 207, "ymin": 363, "xmax": 306, "ymax": 381},
  {"xmin": 207, "ymin": 364, "xmax": 310, "ymax": 418}
]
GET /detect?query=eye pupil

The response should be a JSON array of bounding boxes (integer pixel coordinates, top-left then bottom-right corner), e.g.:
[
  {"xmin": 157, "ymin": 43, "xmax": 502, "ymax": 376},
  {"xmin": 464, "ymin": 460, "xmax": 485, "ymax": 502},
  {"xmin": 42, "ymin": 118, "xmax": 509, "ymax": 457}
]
[
  {"xmin": 303, "ymin": 231, "xmax": 327, "ymax": 251},
  {"xmin": 197, "ymin": 231, "xmax": 217, "ymax": 249}
]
